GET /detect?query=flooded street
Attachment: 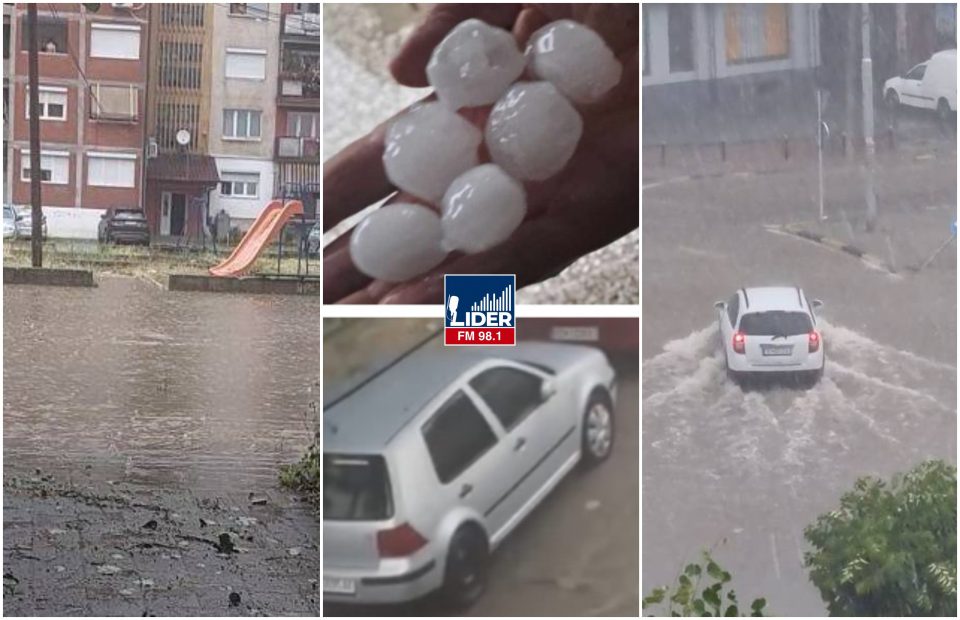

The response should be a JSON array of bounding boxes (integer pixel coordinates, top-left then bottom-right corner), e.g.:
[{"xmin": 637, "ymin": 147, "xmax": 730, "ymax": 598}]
[
  {"xmin": 4, "ymin": 277, "xmax": 320, "ymax": 615},
  {"xmin": 4, "ymin": 277, "xmax": 319, "ymax": 491}
]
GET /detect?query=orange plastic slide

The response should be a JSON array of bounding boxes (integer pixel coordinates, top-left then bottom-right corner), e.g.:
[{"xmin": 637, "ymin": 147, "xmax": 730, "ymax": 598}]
[{"xmin": 209, "ymin": 199, "xmax": 304, "ymax": 277}]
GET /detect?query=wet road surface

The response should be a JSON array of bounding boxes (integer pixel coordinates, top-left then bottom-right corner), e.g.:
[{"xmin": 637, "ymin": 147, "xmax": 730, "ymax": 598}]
[
  {"xmin": 4, "ymin": 277, "xmax": 320, "ymax": 615},
  {"xmin": 323, "ymin": 320, "xmax": 639, "ymax": 616}
]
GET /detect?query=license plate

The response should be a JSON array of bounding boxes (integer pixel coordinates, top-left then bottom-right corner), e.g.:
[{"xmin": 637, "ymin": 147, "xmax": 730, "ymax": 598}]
[
  {"xmin": 761, "ymin": 344, "xmax": 793, "ymax": 356},
  {"xmin": 551, "ymin": 326, "xmax": 600, "ymax": 342},
  {"xmin": 323, "ymin": 576, "xmax": 357, "ymax": 595}
]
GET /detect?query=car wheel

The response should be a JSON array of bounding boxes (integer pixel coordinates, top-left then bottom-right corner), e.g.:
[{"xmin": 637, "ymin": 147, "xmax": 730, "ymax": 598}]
[
  {"xmin": 886, "ymin": 90, "xmax": 900, "ymax": 112},
  {"xmin": 581, "ymin": 390, "xmax": 615, "ymax": 467},
  {"xmin": 440, "ymin": 525, "xmax": 489, "ymax": 610},
  {"xmin": 936, "ymin": 99, "xmax": 955, "ymax": 132}
]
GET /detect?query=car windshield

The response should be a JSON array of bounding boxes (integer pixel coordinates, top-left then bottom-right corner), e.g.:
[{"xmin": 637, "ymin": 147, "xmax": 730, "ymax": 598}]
[
  {"xmin": 740, "ymin": 311, "xmax": 813, "ymax": 336},
  {"xmin": 323, "ymin": 453, "xmax": 392, "ymax": 521}
]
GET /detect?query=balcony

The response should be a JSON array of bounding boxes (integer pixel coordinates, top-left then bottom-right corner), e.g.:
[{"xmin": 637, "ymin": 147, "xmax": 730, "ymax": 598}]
[
  {"xmin": 276, "ymin": 135, "xmax": 320, "ymax": 160},
  {"xmin": 282, "ymin": 12, "xmax": 321, "ymax": 40}
]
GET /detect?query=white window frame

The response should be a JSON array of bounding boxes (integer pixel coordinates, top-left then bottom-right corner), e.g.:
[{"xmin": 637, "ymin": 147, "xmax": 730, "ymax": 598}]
[
  {"xmin": 220, "ymin": 172, "xmax": 260, "ymax": 199},
  {"xmin": 222, "ymin": 108, "xmax": 262, "ymax": 140},
  {"xmin": 89, "ymin": 83, "xmax": 139, "ymax": 121},
  {"xmin": 228, "ymin": 3, "xmax": 269, "ymax": 19},
  {"xmin": 89, "ymin": 23, "xmax": 141, "ymax": 60},
  {"xmin": 287, "ymin": 111, "xmax": 318, "ymax": 138},
  {"xmin": 86, "ymin": 152, "xmax": 137, "ymax": 188},
  {"xmin": 225, "ymin": 48, "xmax": 267, "ymax": 80},
  {"xmin": 20, "ymin": 150, "xmax": 69, "ymax": 185},
  {"xmin": 24, "ymin": 85, "xmax": 68, "ymax": 121}
]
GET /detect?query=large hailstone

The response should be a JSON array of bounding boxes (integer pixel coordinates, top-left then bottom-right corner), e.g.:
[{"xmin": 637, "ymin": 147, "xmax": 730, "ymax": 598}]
[
  {"xmin": 526, "ymin": 20, "xmax": 622, "ymax": 104},
  {"xmin": 383, "ymin": 102, "xmax": 481, "ymax": 203},
  {"xmin": 485, "ymin": 81, "xmax": 583, "ymax": 181},
  {"xmin": 350, "ymin": 203, "xmax": 448, "ymax": 282},
  {"xmin": 427, "ymin": 18, "xmax": 526, "ymax": 111},
  {"xmin": 441, "ymin": 164, "xmax": 526, "ymax": 253}
]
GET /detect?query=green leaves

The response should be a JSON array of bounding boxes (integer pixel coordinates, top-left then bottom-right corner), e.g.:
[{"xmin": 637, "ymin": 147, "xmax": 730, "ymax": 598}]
[
  {"xmin": 643, "ymin": 551, "xmax": 767, "ymax": 617},
  {"xmin": 804, "ymin": 460, "xmax": 956, "ymax": 617}
]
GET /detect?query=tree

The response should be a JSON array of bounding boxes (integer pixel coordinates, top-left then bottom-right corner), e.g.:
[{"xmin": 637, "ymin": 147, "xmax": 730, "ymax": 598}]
[
  {"xmin": 804, "ymin": 460, "xmax": 957, "ymax": 616},
  {"xmin": 643, "ymin": 550, "xmax": 768, "ymax": 617}
]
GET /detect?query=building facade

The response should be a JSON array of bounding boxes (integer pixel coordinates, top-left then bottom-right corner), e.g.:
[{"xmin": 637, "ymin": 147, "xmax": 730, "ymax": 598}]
[
  {"xmin": 7, "ymin": 3, "xmax": 149, "ymax": 238},
  {"xmin": 275, "ymin": 2, "xmax": 321, "ymax": 220}
]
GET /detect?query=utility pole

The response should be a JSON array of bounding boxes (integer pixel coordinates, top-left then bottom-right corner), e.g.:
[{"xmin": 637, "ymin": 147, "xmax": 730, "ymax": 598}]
[
  {"xmin": 27, "ymin": 4, "xmax": 43, "ymax": 266},
  {"xmin": 861, "ymin": 4, "xmax": 878, "ymax": 232},
  {"xmin": 844, "ymin": 4, "xmax": 858, "ymax": 159}
]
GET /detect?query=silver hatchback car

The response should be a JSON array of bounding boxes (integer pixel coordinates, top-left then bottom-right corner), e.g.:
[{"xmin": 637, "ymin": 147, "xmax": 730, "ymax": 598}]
[{"xmin": 323, "ymin": 340, "xmax": 617, "ymax": 608}]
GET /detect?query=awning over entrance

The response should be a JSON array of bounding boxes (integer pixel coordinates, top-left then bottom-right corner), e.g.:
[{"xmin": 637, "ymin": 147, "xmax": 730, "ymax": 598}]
[{"xmin": 147, "ymin": 154, "xmax": 220, "ymax": 184}]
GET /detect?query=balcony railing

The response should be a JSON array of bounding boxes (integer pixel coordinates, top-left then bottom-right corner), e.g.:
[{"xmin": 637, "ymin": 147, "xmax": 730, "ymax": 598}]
[
  {"xmin": 282, "ymin": 12, "xmax": 321, "ymax": 38},
  {"xmin": 276, "ymin": 136, "xmax": 320, "ymax": 160}
]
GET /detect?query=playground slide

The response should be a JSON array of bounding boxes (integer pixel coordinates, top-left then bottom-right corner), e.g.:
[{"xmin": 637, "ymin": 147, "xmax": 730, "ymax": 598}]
[{"xmin": 209, "ymin": 200, "xmax": 304, "ymax": 277}]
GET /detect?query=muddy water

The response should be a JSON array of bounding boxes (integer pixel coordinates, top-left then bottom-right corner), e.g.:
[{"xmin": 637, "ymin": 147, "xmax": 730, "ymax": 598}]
[{"xmin": 3, "ymin": 277, "xmax": 320, "ymax": 493}]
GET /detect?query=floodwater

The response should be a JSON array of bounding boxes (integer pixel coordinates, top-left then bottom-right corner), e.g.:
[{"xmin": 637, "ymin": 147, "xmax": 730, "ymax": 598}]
[{"xmin": 3, "ymin": 276, "xmax": 320, "ymax": 493}]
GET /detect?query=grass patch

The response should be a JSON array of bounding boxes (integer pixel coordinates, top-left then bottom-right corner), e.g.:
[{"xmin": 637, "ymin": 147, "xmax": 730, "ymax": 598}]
[{"xmin": 280, "ymin": 433, "xmax": 320, "ymax": 509}]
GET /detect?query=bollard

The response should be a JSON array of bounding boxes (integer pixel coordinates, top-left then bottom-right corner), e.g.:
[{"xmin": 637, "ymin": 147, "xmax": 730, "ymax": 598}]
[
  {"xmin": 720, "ymin": 140, "xmax": 726, "ymax": 162},
  {"xmin": 783, "ymin": 134, "xmax": 789, "ymax": 160},
  {"xmin": 660, "ymin": 142, "xmax": 666, "ymax": 166},
  {"xmin": 887, "ymin": 126, "xmax": 895, "ymax": 150},
  {"xmin": 841, "ymin": 131, "xmax": 848, "ymax": 157}
]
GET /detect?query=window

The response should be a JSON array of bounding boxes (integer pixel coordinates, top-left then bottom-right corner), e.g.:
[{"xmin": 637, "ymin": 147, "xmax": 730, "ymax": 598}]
[
  {"xmin": 286, "ymin": 111, "xmax": 318, "ymax": 138},
  {"xmin": 90, "ymin": 24, "xmax": 140, "ymax": 60},
  {"xmin": 87, "ymin": 153, "xmax": 136, "ymax": 188},
  {"xmin": 470, "ymin": 367, "xmax": 544, "ymax": 431},
  {"xmin": 229, "ymin": 3, "xmax": 268, "ymax": 18},
  {"xmin": 25, "ymin": 86, "xmax": 67, "ymax": 121},
  {"xmin": 323, "ymin": 454, "xmax": 393, "ymax": 521},
  {"xmin": 20, "ymin": 151, "xmax": 69, "ymax": 184},
  {"xmin": 161, "ymin": 4, "xmax": 204, "ymax": 28},
  {"xmin": 21, "ymin": 16, "xmax": 67, "ymax": 54},
  {"xmin": 740, "ymin": 311, "xmax": 813, "ymax": 336},
  {"xmin": 222, "ymin": 109, "xmax": 261, "ymax": 139},
  {"xmin": 159, "ymin": 41, "xmax": 202, "ymax": 90},
  {"xmin": 220, "ymin": 172, "xmax": 259, "ymax": 198},
  {"xmin": 727, "ymin": 293, "xmax": 739, "ymax": 327},
  {"xmin": 724, "ymin": 4, "xmax": 789, "ymax": 64},
  {"xmin": 422, "ymin": 391, "xmax": 497, "ymax": 484},
  {"xmin": 905, "ymin": 64, "xmax": 926, "ymax": 81},
  {"xmin": 225, "ymin": 49, "xmax": 266, "ymax": 80},
  {"xmin": 668, "ymin": 4, "xmax": 695, "ymax": 73},
  {"xmin": 293, "ymin": 3, "xmax": 320, "ymax": 13},
  {"xmin": 4, "ymin": 21, "xmax": 10, "ymax": 59},
  {"xmin": 90, "ymin": 84, "xmax": 138, "ymax": 120}
]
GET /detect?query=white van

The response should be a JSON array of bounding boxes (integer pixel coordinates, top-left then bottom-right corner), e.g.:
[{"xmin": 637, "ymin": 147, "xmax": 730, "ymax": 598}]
[{"xmin": 884, "ymin": 49, "xmax": 957, "ymax": 121}]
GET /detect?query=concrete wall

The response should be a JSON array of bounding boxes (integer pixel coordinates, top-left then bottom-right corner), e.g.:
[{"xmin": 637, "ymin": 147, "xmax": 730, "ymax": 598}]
[{"xmin": 208, "ymin": 3, "xmax": 279, "ymax": 223}]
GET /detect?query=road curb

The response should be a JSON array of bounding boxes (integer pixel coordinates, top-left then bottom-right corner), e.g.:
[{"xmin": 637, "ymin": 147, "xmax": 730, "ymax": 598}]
[{"xmin": 772, "ymin": 224, "xmax": 895, "ymax": 274}]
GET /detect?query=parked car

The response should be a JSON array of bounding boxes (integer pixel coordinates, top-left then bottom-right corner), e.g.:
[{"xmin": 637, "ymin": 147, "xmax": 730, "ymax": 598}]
[
  {"xmin": 306, "ymin": 221, "xmax": 321, "ymax": 256},
  {"xmin": 715, "ymin": 286, "xmax": 824, "ymax": 387},
  {"xmin": 3, "ymin": 204, "xmax": 18, "ymax": 239},
  {"xmin": 323, "ymin": 341, "xmax": 617, "ymax": 608},
  {"xmin": 14, "ymin": 206, "xmax": 48, "ymax": 240},
  {"xmin": 884, "ymin": 49, "xmax": 957, "ymax": 122},
  {"xmin": 99, "ymin": 208, "xmax": 150, "ymax": 246}
]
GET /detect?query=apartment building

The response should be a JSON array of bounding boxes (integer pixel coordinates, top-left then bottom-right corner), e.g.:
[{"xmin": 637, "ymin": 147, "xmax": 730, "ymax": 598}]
[
  {"xmin": 4, "ymin": 4, "xmax": 12, "ymax": 204},
  {"xmin": 275, "ymin": 2, "xmax": 320, "ymax": 218},
  {"xmin": 7, "ymin": 3, "xmax": 148, "ymax": 238}
]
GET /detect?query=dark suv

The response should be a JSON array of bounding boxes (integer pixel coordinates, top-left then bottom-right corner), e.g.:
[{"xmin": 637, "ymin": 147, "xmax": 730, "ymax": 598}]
[{"xmin": 99, "ymin": 209, "xmax": 150, "ymax": 246}]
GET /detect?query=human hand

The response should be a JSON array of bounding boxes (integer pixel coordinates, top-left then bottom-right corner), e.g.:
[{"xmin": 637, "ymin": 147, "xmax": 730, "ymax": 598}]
[{"xmin": 324, "ymin": 3, "xmax": 638, "ymax": 304}]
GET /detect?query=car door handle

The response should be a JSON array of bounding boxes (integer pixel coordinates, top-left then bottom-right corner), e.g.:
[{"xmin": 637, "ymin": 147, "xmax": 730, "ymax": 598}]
[
  {"xmin": 459, "ymin": 483, "xmax": 473, "ymax": 499},
  {"xmin": 514, "ymin": 437, "xmax": 526, "ymax": 451}
]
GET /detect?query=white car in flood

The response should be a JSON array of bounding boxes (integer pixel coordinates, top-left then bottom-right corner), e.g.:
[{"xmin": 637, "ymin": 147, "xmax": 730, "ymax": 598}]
[
  {"xmin": 715, "ymin": 286, "xmax": 825, "ymax": 386},
  {"xmin": 884, "ymin": 49, "xmax": 957, "ymax": 122}
]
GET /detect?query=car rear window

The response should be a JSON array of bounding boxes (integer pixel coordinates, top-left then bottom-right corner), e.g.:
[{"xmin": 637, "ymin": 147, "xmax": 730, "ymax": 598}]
[
  {"xmin": 740, "ymin": 311, "xmax": 813, "ymax": 336},
  {"xmin": 114, "ymin": 212, "xmax": 146, "ymax": 220},
  {"xmin": 323, "ymin": 454, "xmax": 393, "ymax": 521}
]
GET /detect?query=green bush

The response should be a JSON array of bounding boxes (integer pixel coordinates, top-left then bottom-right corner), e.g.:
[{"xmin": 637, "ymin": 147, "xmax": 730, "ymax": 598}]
[
  {"xmin": 804, "ymin": 460, "xmax": 957, "ymax": 616},
  {"xmin": 279, "ymin": 433, "xmax": 319, "ymax": 508},
  {"xmin": 643, "ymin": 550, "xmax": 767, "ymax": 616}
]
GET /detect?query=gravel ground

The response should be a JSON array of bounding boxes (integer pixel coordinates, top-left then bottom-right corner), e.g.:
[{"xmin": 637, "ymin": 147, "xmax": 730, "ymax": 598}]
[{"xmin": 322, "ymin": 4, "xmax": 639, "ymax": 304}]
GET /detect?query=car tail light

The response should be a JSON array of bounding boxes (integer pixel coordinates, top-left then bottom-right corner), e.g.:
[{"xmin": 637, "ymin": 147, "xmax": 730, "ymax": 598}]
[
  {"xmin": 377, "ymin": 523, "xmax": 428, "ymax": 558},
  {"xmin": 732, "ymin": 331, "xmax": 746, "ymax": 354},
  {"xmin": 809, "ymin": 330, "xmax": 821, "ymax": 353}
]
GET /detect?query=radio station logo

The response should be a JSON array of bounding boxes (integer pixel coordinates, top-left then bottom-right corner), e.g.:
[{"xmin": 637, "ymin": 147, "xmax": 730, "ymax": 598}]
[{"xmin": 444, "ymin": 274, "xmax": 516, "ymax": 346}]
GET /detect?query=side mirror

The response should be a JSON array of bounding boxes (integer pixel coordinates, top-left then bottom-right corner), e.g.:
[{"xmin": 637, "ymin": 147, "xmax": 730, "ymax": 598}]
[
  {"xmin": 812, "ymin": 299, "xmax": 823, "ymax": 309},
  {"xmin": 541, "ymin": 379, "xmax": 557, "ymax": 400},
  {"xmin": 714, "ymin": 301, "xmax": 725, "ymax": 310}
]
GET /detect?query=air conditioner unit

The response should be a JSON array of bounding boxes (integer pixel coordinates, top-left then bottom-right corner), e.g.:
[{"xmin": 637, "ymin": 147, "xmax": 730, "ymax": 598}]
[{"xmin": 147, "ymin": 138, "xmax": 158, "ymax": 159}]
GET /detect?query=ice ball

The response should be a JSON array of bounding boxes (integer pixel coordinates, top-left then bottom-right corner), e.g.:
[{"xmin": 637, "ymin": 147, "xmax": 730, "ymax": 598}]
[
  {"xmin": 350, "ymin": 203, "xmax": 448, "ymax": 282},
  {"xmin": 485, "ymin": 81, "xmax": 583, "ymax": 181},
  {"xmin": 526, "ymin": 20, "xmax": 622, "ymax": 104},
  {"xmin": 427, "ymin": 18, "xmax": 526, "ymax": 111},
  {"xmin": 441, "ymin": 164, "xmax": 527, "ymax": 253},
  {"xmin": 383, "ymin": 102, "xmax": 482, "ymax": 203}
]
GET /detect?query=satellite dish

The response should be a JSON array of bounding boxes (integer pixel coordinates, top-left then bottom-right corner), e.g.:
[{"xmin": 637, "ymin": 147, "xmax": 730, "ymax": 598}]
[{"xmin": 175, "ymin": 129, "xmax": 191, "ymax": 146}]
